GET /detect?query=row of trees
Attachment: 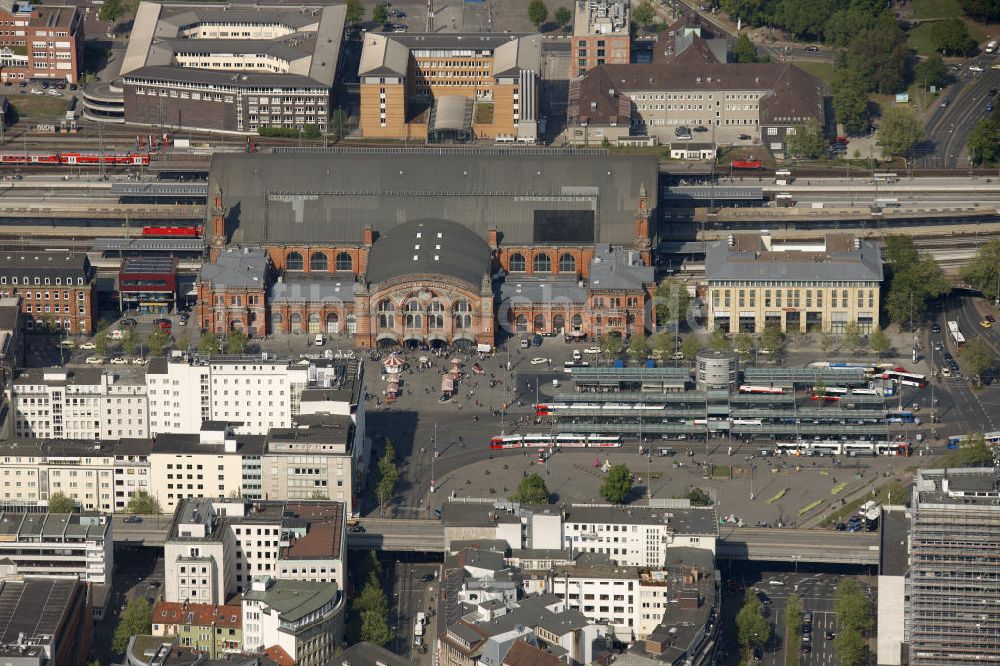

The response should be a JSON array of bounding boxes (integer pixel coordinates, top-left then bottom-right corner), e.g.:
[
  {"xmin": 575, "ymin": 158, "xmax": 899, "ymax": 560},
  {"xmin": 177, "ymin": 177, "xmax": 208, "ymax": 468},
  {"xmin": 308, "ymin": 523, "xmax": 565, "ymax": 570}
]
[
  {"xmin": 735, "ymin": 589, "xmax": 772, "ymax": 661},
  {"xmin": 967, "ymin": 106, "xmax": 1000, "ymax": 165},
  {"xmin": 48, "ymin": 489, "xmax": 159, "ymax": 515},
  {"xmin": 882, "ymin": 236, "xmax": 950, "ymax": 327},
  {"xmin": 346, "ymin": 551, "xmax": 392, "ymax": 646},
  {"xmin": 834, "ymin": 579, "xmax": 873, "ymax": 666},
  {"xmin": 375, "ymin": 440, "xmax": 400, "ymax": 516},
  {"xmin": 527, "ymin": 1, "xmax": 573, "ymax": 29}
]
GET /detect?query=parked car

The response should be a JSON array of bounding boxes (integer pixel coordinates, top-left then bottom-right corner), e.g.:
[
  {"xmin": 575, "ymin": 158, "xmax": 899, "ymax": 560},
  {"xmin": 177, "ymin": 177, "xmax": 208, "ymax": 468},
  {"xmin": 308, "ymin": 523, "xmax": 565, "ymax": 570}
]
[
  {"xmin": 583, "ymin": 347, "xmax": 601, "ymax": 354},
  {"xmin": 693, "ymin": 125, "xmax": 709, "ymax": 132},
  {"xmin": 835, "ymin": 522, "xmax": 847, "ymax": 531},
  {"xmin": 970, "ymin": 64, "xmax": 984, "ymax": 72},
  {"xmin": 121, "ymin": 318, "xmax": 137, "ymax": 326},
  {"xmin": 132, "ymin": 358, "xmax": 148, "ymax": 365},
  {"xmin": 805, "ymin": 45, "xmax": 819, "ymax": 52},
  {"xmin": 530, "ymin": 357, "xmax": 548, "ymax": 365},
  {"xmin": 738, "ymin": 133, "xmax": 752, "ymax": 140},
  {"xmin": 110, "ymin": 357, "xmax": 128, "ymax": 365},
  {"xmin": 124, "ymin": 515, "xmax": 143, "ymax": 524},
  {"xmin": 85, "ymin": 356, "xmax": 104, "ymax": 365},
  {"xmin": 79, "ymin": 342, "xmax": 96, "ymax": 350}
]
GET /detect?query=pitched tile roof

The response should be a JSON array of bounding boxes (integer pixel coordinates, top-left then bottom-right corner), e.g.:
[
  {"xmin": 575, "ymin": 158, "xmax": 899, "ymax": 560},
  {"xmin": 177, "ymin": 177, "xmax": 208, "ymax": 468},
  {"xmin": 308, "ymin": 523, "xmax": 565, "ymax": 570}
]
[{"xmin": 152, "ymin": 602, "xmax": 242, "ymax": 629}]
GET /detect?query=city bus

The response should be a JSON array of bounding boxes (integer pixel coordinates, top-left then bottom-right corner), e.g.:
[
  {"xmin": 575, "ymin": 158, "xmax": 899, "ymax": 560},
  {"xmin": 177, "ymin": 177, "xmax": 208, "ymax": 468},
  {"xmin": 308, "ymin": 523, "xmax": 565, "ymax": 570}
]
[
  {"xmin": 947, "ymin": 321, "xmax": 966, "ymax": 349},
  {"xmin": 851, "ymin": 388, "xmax": 881, "ymax": 396},
  {"xmin": 811, "ymin": 386, "xmax": 849, "ymax": 401},
  {"xmin": 875, "ymin": 442, "xmax": 912, "ymax": 456},
  {"xmin": 882, "ymin": 370, "xmax": 927, "ymax": 388},
  {"xmin": 872, "ymin": 172, "xmax": 898, "ymax": 183},
  {"xmin": 738, "ymin": 385, "xmax": 785, "ymax": 395},
  {"xmin": 887, "ymin": 410, "xmax": 916, "ymax": 424}
]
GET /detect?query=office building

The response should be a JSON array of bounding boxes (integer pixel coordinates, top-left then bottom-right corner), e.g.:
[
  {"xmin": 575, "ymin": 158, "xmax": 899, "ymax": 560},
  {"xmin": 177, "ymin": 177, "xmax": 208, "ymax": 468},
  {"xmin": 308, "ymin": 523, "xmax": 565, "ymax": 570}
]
[
  {"xmin": 571, "ymin": 0, "xmax": 630, "ymax": 76},
  {"xmin": 0, "ymin": 438, "xmax": 151, "ymax": 513},
  {"xmin": 12, "ymin": 366, "xmax": 149, "ymax": 440},
  {"xmin": 0, "ymin": 0, "xmax": 83, "ymax": 84},
  {"xmin": 443, "ymin": 502, "xmax": 718, "ymax": 568},
  {"xmin": 241, "ymin": 576, "xmax": 343, "ymax": 666},
  {"xmin": 151, "ymin": 601, "xmax": 243, "ymax": 657},
  {"xmin": 118, "ymin": 257, "xmax": 178, "ymax": 315},
  {"xmin": 358, "ymin": 32, "xmax": 541, "ymax": 142},
  {"xmin": 704, "ymin": 232, "xmax": 883, "ymax": 335},
  {"xmin": 119, "ymin": 2, "xmax": 345, "ymax": 134},
  {"xmin": 908, "ymin": 467, "xmax": 1000, "ymax": 665},
  {"xmin": 145, "ymin": 353, "xmax": 363, "ymax": 437},
  {"xmin": 0, "ymin": 251, "xmax": 96, "ymax": 334},
  {"xmin": 0, "ymin": 576, "xmax": 92, "ymax": 666},
  {"xmin": 0, "ymin": 511, "xmax": 112, "ymax": 584},
  {"xmin": 164, "ymin": 497, "xmax": 346, "ymax": 604}
]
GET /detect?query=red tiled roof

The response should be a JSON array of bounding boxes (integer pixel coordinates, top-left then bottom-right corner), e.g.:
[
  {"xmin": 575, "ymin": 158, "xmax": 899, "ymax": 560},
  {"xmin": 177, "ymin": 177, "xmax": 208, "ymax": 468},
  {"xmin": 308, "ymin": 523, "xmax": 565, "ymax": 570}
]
[
  {"xmin": 502, "ymin": 640, "xmax": 563, "ymax": 666},
  {"xmin": 265, "ymin": 644, "xmax": 295, "ymax": 666},
  {"xmin": 152, "ymin": 601, "xmax": 242, "ymax": 630}
]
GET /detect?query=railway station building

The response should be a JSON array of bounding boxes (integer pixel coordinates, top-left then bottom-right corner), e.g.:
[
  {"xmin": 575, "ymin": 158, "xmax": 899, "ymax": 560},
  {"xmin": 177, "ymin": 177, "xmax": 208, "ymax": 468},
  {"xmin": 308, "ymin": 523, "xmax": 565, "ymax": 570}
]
[
  {"xmin": 199, "ymin": 149, "xmax": 658, "ymax": 347},
  {"xmin": 0, "ymin": 0, "xmax": 84, "ymax": 84},
  {"xmin": 704, "ymin": 232, "xmax": 883, "ymax": 335}
]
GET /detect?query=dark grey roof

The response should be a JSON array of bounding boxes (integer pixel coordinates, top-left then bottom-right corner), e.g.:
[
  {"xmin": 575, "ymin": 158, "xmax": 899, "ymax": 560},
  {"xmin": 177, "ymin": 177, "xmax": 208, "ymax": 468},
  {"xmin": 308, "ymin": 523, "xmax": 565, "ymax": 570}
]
[
  {"xmin": 198, "ymin": 247, "xmax": 268, "ymax": 289},
  {"xmin": 0, "ymin": 577, "xmax": 79, "ymax": 643},
  {"xmin": 164, "ymin": 36, "xmax": 313, "ymax": 61},
  {"xmin": 588, "ymin": 244, "xmax": 654, "ymax": 291},
  {"xmin": 0, "ymin": 251, "xmax": 90, "ymax": 280},
  {"xmin": 268, "ymin": 274, "xmax": 358, "ymax": 303},
  {"xmin": 704, "ymin": 235, "xmax": 883, "ymax": 283},
  {"xmin": 151, "ymin": 433, "xmax": 266, "ymax": 455},
  {"xmin": 123, "ymin": 64, "xmax": 329, "ymax": 89},
  {"xmin": 209, "ymin": 149, "xmax": 657, "ymax": 246},
  {"xmin": 500, "ymin": 278, "xmax": 586, "ymax": 306},
  {"xmin": 561, "ymin": 504, "xmax": 719, "ymax": 535},
  {"xmin": 366, "ymin": 219, "xmax": 490, "ymax": 288},
  {"xmin": 880, "ymin": 508, "xmax": 909, "ymax": 577},
  {"xmin": 334, "ymin": 642, "xmax": 411, "ymax": 666}
]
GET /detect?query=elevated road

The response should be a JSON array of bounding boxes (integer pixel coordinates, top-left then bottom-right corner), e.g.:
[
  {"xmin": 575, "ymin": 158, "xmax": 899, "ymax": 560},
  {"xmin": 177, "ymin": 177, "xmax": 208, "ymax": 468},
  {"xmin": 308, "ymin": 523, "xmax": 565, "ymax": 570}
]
[{"xmin": 112, "ymin": 514, "xmax": 878, "ymax": 564}]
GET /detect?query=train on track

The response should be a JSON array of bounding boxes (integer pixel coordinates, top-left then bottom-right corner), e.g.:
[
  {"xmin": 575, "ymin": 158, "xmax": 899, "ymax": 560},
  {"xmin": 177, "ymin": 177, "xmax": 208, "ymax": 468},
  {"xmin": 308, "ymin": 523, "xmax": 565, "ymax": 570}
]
[
  {"xmin": 141, "ymin": 226, "xmax": 203, "ymax": 238},
  {"xmin": 0, "ymin": 151, "xmax": 151, "ymax": 166}
]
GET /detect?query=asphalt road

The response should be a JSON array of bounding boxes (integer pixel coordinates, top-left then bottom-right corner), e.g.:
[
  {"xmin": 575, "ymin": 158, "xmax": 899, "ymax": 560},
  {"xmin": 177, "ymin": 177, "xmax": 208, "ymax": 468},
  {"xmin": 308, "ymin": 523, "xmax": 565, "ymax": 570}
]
[
  {"xmin": 389, "ymin": 561, "xmax": 438, "ymax": 664},
  {"xmin": 917, "ymin": 60, "xmax": 1000, "ymax": 169}
]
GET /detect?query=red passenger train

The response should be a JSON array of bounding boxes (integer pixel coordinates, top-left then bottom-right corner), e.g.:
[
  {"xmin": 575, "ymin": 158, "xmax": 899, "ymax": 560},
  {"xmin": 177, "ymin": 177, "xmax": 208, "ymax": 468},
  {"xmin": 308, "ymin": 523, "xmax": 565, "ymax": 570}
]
[
  {"xmin": 141, "ymin": 226, "xmax": 203, "ymax": 238},
  {"xmin": 0, "ymin": 151, "xmax": 151, "ymax": 166},
  {"xmin": 731, "ymin": 159, "xmax": 764, "ymax": 170}
]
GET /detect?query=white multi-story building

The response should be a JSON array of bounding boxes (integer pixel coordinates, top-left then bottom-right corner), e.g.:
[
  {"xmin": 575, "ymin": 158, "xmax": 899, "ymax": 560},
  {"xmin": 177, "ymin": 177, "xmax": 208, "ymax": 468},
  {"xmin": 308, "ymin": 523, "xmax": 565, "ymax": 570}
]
[
  {"xmin": 445, "ymin": 502, "xmax": 718, "ymax": 569},
  {"xmin": 164, "ymin": 497, "xmax": 346, "ymax": 604},
  {"xmin": 0, "ymin": 438, "xmax": 151, "ymax": 513},
  {"xmin": 241, "ymin": 576, "xmax": 343, "ymax": 666},
  {"xmin": 0, "ymin": 511, "xmax": 113, "ymax": 584},
  {"xmin": 11, "ymin": 366, "xmax": 148, "ymax": 440},
  {"xmin": 146, "ymin": 354, "xmax": 363, "ymax": 436}
]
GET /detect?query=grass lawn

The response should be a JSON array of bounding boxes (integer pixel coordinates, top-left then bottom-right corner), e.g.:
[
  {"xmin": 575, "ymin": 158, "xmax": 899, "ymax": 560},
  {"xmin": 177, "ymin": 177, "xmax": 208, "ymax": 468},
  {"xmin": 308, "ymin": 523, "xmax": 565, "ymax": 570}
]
[
  {"xmin": 912, "ymin": 0, "xmax": 962, "ymax": 18},
  {"xmin": 907, "ymin": 22, "xmax": 939, "ymax": 57},
  {"xmin": 792, "ymin": 60, "xmax": 836, "ymax": 85},
  {"xmin": 10, "ymin": 94, "xmax": 69, "ymax": 119}
]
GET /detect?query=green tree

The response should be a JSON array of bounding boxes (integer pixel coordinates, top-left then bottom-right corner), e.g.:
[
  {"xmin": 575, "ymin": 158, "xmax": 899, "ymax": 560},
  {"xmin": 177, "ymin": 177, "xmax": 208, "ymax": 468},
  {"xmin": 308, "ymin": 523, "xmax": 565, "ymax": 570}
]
[
  {"xmin": 687, "ymin": 487, "xmax": 713, "ymax": 506},
  {"xmin": 877, "ymin": 106, "xmax": 925, "ymax": 159},
  {"xmin": 960, "ymin": 0, "xmax": 1000, "ymax": 23},
  {"xmin": 820, "ymin": 332, "xmax": 835, "ymax": 353},
  {"xmin": 345, "ymin": 0, "xmax": 364, "ymax": 27},
  {"xmin": 681, "ymin": 334, "xmax": 702, "ymax": 361},
  {"xmin": 528, "ymin": 0, "xmax": 548, "ymax": 28},
  {"xmin": 126, "ymin": 490, "xmax": 160, "ymax": 515},
  {"xmin": 600, "ymin": 464, "xmax": 633, "ymax": 504},
  {"xmin": 964, "ymin": 337, "xmax": 994, "ymax": 384},
  {"xmin": 843, "ymin": 321, "xmax": 862, "ymax": 353},
  {"xmin": 632, "ymin": 1, "xmax": 656, "ymax": 28},
  {"xmin": 961, "ymin": 239, "xmax": 1000, "ymax": 296},
  {"xmin": 554, "ymin": 6, "xmax": 572, "ymax": 27},
  {"xmin": 883, "ymin": 236, "xmax": 950, "ymax": 327},
  {"xmin": 198, "ymin": 331, "xmax": 221, "ymax": 355},
  {"xmin": 868, "ymin": 327, "xmax": 891, "ymax": 360},
  {"xmin": 511, "ymin": 473, "xmax": 550, "ymax": 504},
  {"xmin": 787, "ymin": 118, "xmax": 828, "ymax": 159},
  {"xmin": 329, "ymin": 108, "xmax": 349, "ymax": 143},
  {"xmin": 627, "ymin": 335, "xmax": 650, "ymax": 362},
  {"xmin": 760, "ymin": 324, "xmax": 785, "ymax": 356},
  {"xmin": 825, "ymin": 6, "xmax": 878, "ymax": 48},
  {"xmin": 375, "ymin": 439, "xmax": 400, "ymax": 515},
  {"xmin": 835, "ymin": 628, "xmax": 869, "ymax": 666},
  {"xmin": 146, "ymin": 330, "xmax": 169, "ymax": 357},
  {"xmin": 967, "ymin": 116, "xmax": 1000, "ymax": 165},
  {"xmin": 930, "ymin": 17, "xmax": 976, "ymax": 55},
  {"xmin": 831, "ymin": 68, "xmax": 871, "ymax": 134},
  {"xmin": 734, "ymin": 33, "xmax": 758, "ymax": 63},
  {"xmin": 914, "ymin": 53, "xmax": 948, "ymax": 90},
  {"xmin": 112, "ymin": 597, "xmax": 152, "ymax": 654},
  {"xmin": 956, "ymin": 431, "xmax": 994, "ymax": 466},
  {"xmin": 94, "ymin": 329, "xmax": 110, "ymax": 356},
  {"xmin": 98, "ymin": 0, "xmax": 123, "ymax": 23},
  {"xmin": 834, "ymin": 578, "xmax": 873, "ymax": 634},
  {"xmin": 226, "ymin": 329, "xmax": 248, "ymax": 355},
  {"xmin": 372, "ymin": 3, "xmax": 388, "ymax": 26},
  {"xmin": 600, "ymin": 332, "xmax": 624, "ymax": 360},
  {"xmin": 709, "ymin": 327, "xmax": 730, "ymax": 350},
  {"xmin": 653, "ymin": 332, "xmax": 674, "ymax": 361},
  {"xmin": 655, "ymin": 278, "xmax": 691, "ymax": 329},
  {"xmin": 48, "ymin": 491, "xmax": 76, "ymax": 513},
  {"xmin": 736, "ymin": 589, "xmax": 772, "ymax": 657},
  {"xmin": 734, "ymin": 330, "xmax": 755, "ymax": 358},
  {"xmin": 121, "ymin": 327, "xmax": 137, "ymax": 356}
]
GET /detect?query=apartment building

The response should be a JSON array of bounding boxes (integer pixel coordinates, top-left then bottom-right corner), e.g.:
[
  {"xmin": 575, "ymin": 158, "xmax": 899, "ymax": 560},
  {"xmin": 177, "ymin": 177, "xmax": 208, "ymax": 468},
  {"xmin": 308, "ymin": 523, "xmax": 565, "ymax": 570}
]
[
  {"xmin": 119, "ymin": 3, "xmax": 345, "ymax": 134},
  {"xmin": 145, "ymin": 353, "xmax": 363, "ymax": 437},
  {"xmin": 0, "ymin": 251, "xmax": 97, "ymax": 334},
  {"xmin": 571, "ymin": 0, "xmax": 629, "ymax": 76},
  {"xmin": 241, "ymin": 576, "xmax": 343, "ymax": 666},
  {"xmin": 12, "ymin": 366, "xmax": 148, "ymax": 440},
  {"xmin": 165, "ymin": 497, "xmax": 346, "ymax": 603},
  {"xmin": 444, "ymin": 502, "xmax": 718, "ymax": 568},
  {"xmin": 0, "ymin": 438, "xmax": 151, "ymax": 513},
  {"xmin": 358, "ymin": 32, "xmax": 541, "ymax": 142},
  {"xmin": 567, "ymin": 47, "xmax": 825, "ymax": 148},
  {"xmin": 164, "ymin": 499, "xmax": 237, "ymax": 605},
  {"xmin": 151, "ymin": 601, "xmax": 243, "ymax": 657},
  {"xmin": 704, "ymin": 233, "xmax": 883, "ymax": 335},
  {"xmin": 908, "ymin": 467, "xmax": 1000, "ymax": 666},
  {"xmin": 0, "ymin": 511, "xmax": 112, "ymax": 584},
  {"xmin": 0, "ymin": 0, "xmax": 83, "ymax": 84}
]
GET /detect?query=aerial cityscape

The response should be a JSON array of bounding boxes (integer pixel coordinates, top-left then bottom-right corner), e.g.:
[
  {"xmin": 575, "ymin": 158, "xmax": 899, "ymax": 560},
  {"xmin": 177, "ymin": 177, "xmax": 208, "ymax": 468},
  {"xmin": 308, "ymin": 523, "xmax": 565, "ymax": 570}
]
[{"xmin": 0, "ymin": 0, "xmax": 998, "ymax": 664}]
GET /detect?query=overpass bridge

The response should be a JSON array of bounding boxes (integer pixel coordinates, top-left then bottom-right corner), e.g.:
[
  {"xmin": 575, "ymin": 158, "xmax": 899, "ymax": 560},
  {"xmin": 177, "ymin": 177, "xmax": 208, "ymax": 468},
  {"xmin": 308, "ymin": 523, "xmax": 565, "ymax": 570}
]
[{"xmin": 112, "ymin": 516, "xmax": 879, "ymax": 565}]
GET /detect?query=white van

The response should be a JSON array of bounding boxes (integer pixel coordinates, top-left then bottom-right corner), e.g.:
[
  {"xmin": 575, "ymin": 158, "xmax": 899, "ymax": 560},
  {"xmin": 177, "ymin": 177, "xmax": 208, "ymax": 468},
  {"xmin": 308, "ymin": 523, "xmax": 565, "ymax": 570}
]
[{"xmin": 314, "ymin": 333, "xmax": 324, "ymax": 346}]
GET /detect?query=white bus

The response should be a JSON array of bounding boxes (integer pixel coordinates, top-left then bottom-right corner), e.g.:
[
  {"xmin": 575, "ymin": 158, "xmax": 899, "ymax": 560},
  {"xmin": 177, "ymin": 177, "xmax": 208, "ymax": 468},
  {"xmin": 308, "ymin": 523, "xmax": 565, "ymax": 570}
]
[
  {"xmin": 873, "ymin": 172, "xmax": 898, "ymax": 183},
  {"xmin": 947, "ymin": 320, "xmax": 966, "ymax": 349}
]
